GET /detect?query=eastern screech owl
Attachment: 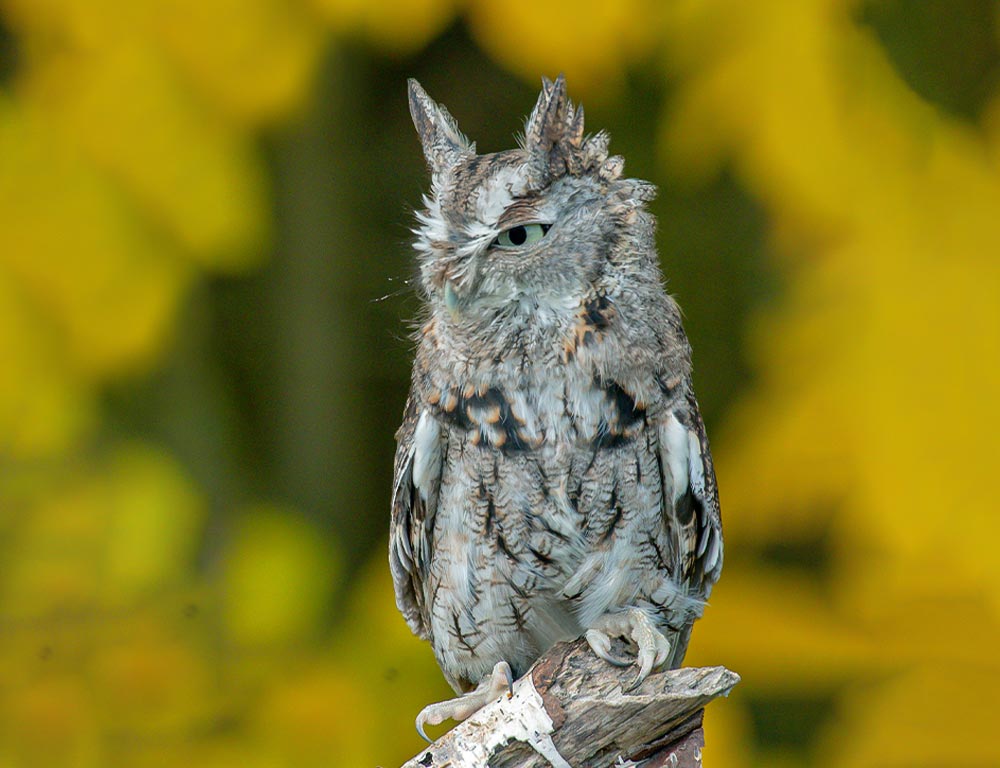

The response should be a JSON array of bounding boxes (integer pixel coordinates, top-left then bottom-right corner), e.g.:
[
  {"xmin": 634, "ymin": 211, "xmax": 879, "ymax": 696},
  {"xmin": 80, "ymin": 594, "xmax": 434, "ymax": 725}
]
[{"xmin": 390, "ymin": 76, "xmax": 722, "ymax": 732}]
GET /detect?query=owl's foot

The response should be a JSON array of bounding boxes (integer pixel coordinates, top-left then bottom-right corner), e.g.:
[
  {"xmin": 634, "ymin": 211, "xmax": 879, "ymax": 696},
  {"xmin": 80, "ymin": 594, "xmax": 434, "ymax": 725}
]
[
  {"xmin": 585, "ymin": 608, "xmax": 671, "ymax": 691},
  {"xmin": 415, "ymin": 660, "xmax": 514, "ymax": 742}
]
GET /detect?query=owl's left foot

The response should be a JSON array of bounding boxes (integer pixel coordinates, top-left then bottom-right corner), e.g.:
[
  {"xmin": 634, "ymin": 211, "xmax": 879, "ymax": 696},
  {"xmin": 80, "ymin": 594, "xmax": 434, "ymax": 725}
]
[
  {"xmin": 415, "ymin": 660, "xmax": 514, "ymax": 742},
  {"xmin": 585, "ymin": 608, "xmax": 671, "ymax": 691}
]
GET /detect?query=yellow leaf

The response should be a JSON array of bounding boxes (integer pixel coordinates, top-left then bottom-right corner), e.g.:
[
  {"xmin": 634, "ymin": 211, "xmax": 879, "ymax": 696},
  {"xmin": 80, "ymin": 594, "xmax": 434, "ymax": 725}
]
[
  {"xmin": 311, "ymin": 0, "xmax": 458, "ymax": 55},
  {"xmin": 0, "ymin": 0, "xmax": 148, "ymax": 50},
  {"xmin": 222, "ymin": 505, "xmax": 339, "ymax": 646},
  {"xmin": 687, "ymin": 566, "xmax": 873, "ymax": 691},
  {"xmin": 0, "ymin": 96, "xmax": 190, "ymax": 377},
  {"xmin": 255, "ymin": 663, "xmax": 376, "ymax": 767},
  {"xmin": 0, "ymin": 444, "xmax": 205, "ymax": 618},
  {"xmin": 0, "ymin": 676, "xmax": 100, "ymax": 766},
  {"xmin": 101, "ymin": 445, "xmax": 206, "ymax": 605},
  {"xmin": 91, "ymin": 618, "xmax": 213, "ymax": 732},
  {"xmin": 700, "ymin": 699, "xmax": 755, "ymax": 768},
  {"xmin": 1, "ymin": 470, "xmax": 107, "ymax": 619},
  {"xmin": 467, "ymin": 0, "xmax": 662, "ymax": 96},
  {"xmin": 0, "ymin": 272, "xmax": 94, "ymax": 456},
  {"xmin": 157, "ymin": 0, "xmax": 327, "ymax": 123},
  {"xmin": 23, "ymin": 43, "xmax": 270, "ymax": 267},
  {"xmin": 819, "ymin": 665, "xmax": 1000, "ymax": 768}
]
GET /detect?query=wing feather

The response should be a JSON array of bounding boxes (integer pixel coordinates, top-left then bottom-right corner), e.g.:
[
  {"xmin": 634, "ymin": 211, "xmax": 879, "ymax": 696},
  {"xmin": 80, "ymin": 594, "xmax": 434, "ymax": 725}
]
[
  {"xmin": 657, "ymin": 385, "xmax": 723, "ymax": 666},
  {"xmin": 682, "ymin": 390, "xmax": 723, "ymax": 592},
  {"xmin": 389, "ymin": 394, "xmax": 444, "ymax": 640}
]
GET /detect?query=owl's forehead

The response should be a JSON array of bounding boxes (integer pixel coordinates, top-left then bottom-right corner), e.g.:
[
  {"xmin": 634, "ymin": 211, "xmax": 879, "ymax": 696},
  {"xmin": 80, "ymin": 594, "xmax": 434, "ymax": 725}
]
[{"xmin": 442, "ymin": 150, "xmax": 533, "ymax": 225}]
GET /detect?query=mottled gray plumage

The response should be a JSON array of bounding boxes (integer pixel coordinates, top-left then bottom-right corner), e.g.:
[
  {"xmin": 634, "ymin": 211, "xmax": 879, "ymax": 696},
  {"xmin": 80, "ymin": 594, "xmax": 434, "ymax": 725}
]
[{"xmin": 391, "ymin": 76, "xmax": 723, "ymax": 705}]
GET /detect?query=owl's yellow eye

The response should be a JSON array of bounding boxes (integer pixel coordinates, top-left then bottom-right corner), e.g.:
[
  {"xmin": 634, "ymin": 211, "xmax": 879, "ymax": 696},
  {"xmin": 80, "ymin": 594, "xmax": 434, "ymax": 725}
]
[{"xmin": 492, "ymin": 223, "xmax": 551, "ymax": 249}]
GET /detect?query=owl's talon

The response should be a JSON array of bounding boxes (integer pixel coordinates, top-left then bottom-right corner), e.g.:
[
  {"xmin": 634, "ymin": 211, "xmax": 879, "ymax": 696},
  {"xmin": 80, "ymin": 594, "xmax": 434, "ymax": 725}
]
[
  {"xmin": 587, "ymin": 608, "xmax": 671, "ymax": 690},
  {"xmin": 624, "ymin": 673, "xmax": 643, "ymax": 693},
  {"xmin": 585, "ymin": 629, "xmax": 632, "ymax": 667},
  {"xmin": 415, "ymin": 714, "xmax": 434, "ymax": 743},
  {"xmin": 414, "ymin": 661, "xmax": 514, "ymax": 742},
  {"xmin": 625, "ymin": 647, "xmax": 657, "ymax": 692}
]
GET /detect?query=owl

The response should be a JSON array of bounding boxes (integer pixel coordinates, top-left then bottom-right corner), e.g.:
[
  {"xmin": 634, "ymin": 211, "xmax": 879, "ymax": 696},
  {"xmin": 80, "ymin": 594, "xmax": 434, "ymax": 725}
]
[{"xmin": 390, "ymin": 76, "xmax": 723, "ymax": 738}]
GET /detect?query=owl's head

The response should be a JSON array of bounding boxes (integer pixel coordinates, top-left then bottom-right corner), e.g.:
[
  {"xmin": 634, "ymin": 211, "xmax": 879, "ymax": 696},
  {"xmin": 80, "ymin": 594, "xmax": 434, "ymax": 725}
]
[{"xmin": 408, "ymin": 76, "xmax": 657, "ymax": 326}]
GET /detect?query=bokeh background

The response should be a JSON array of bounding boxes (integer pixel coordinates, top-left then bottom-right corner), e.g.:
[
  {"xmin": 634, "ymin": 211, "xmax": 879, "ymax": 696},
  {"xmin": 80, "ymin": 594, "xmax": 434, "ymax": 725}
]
[{"xmin": 1, "ymin": 0, "xmax": 999, "ymax": 765}]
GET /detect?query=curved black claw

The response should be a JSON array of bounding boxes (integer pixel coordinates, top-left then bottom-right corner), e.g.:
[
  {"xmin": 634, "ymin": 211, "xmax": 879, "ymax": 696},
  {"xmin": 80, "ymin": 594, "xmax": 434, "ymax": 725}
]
[
  {"xmin": 416, "ymin": 719, "xmax": 432, "ymax": 744},
  {"xmin": 624, "ymin": 671, "xmax": 644, "ymax": 693}
]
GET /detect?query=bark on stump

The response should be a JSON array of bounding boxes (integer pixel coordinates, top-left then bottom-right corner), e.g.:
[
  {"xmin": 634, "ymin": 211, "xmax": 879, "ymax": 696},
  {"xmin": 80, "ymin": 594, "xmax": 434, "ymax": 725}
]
[{"xmin": 400, "ymin": 637, "xmax": 739, "ymax": 767}]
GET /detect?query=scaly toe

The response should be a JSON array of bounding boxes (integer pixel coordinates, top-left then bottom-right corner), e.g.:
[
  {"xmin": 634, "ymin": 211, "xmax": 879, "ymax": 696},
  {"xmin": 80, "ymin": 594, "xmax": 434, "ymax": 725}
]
[
  {"xmin": 493, "ymin": 660, "xmax": 514, "ymax": 699},
  {"xmin": 414, "ymin": 661, "xmax": 515, "ymax": 742},
  {"xmin": 586, "ymin": 629, "xmax": 632, "ymax": 667},
  {"xmin": 416, "ymin": 702, "xmax": 449, "ymax": 743},
  {"xmin": 589, "ymin": 608, "xmax": 671, "ymax": 691},
  {"xmin": 654, "ymin": 634, "xmax": 671, "ymax": 668}
]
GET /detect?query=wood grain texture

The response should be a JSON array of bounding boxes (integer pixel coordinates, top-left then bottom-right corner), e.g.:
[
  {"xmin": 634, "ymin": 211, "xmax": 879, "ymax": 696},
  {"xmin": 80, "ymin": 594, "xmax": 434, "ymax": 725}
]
[{"xmin": 401, "ymin": 638, "xmax": 738, "ymax": 768}]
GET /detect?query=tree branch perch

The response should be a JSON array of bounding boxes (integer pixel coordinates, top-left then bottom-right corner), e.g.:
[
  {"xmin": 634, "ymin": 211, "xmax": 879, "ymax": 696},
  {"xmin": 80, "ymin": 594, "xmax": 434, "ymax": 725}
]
[{"xmin": 400, "ymin": 638, "xmax": 739, "ymax": 767}]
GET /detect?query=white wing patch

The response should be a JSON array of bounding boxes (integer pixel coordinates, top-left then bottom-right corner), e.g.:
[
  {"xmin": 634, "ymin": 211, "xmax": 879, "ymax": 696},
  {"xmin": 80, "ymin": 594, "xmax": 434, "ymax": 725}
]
[
  {"xmin": 412, "ymin": 410, "xmax": 442, "ymax": 502},
  {"xmin": 702, "ymin": 525, "xmax": 722, "ymax": 575},
  {"xmin": 687, "ymin": 429, "xmax": 705, "ymax": 498},
  {"xmin": 663, "ymin": 413, "xmax": 690, "ymax": 503}
]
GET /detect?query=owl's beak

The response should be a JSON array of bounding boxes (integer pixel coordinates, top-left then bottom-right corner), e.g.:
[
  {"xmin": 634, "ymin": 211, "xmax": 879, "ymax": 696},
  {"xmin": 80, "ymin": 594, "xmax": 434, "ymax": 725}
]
[{"xmin": 444, "ymin": 281, "xmax": 461, "ymax": 319}]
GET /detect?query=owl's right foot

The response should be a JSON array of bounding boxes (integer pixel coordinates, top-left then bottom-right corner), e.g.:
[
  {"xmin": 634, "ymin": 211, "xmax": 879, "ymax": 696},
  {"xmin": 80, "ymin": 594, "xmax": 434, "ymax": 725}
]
[
  {"xmin": 415, "ymin": 660, "xmax": 514, "ymax": 742},
  {"xmin": 585, "ymin": 608, "xmax": 671, "ymax": 691}
]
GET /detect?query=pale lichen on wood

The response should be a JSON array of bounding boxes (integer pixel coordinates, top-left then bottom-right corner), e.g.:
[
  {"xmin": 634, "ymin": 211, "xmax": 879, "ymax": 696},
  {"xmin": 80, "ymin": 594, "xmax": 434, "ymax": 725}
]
[{"xmin": 400, "ymin": 638, "xmax": 739, "ymax": 768}]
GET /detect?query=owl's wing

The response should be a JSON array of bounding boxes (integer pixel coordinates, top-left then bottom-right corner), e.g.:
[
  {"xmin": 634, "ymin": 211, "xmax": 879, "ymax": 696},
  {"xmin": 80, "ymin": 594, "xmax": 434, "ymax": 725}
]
[
  {"xmin": 389, "ymin": 393, "xmax": 444, "ymax": 640},
  {"xmin": 658, "ymin": 385, "xmax": 723, "ymax": 667},
  {"xmin": 684, "ymin": 389, "xmax": 723, "ymax": 592},
  {"xmin": 661, "ymin": 385, "xmax": 724, "ymax": 598}
]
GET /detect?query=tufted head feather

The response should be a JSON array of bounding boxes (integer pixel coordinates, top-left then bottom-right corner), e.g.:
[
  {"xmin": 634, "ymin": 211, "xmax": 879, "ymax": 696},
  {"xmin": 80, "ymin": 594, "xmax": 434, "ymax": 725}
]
[
  {"xmin": 523, "ymin": 74, "xmax": 587, "ymax": 186},
  {"xmin": 408, "ymin": 79, "xmax": 475, "ymax": 177}
]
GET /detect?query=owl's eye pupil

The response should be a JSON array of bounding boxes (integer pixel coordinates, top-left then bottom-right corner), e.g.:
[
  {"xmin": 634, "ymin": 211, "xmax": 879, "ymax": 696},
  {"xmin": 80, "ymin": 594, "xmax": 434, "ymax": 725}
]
[{"xmin": 508, "ymin": 226, "xmax": 527, "ymax": 246}]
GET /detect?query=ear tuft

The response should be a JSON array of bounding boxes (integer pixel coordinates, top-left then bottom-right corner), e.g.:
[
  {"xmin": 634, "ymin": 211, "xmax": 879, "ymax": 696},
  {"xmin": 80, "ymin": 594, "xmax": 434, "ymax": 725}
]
[
  {"xmin": 524, "ymin": 74, "xmax": 568, "ymax": 165},
  {"xmin": 408, "ymin": 79, "xmax": 473, "ymax": 175},
  {"xmin": 524, "ymin": 75, "xmax": 598, "ymax": 185},
  {"xmin": 568, "ymin": 103, "xmax": 585, "ymax": 147}
]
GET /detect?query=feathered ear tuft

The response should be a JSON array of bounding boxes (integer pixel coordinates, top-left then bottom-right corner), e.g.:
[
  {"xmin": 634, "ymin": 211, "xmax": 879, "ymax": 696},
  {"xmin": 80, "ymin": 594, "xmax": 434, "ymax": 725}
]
[
  {"xmin": 408, "ymin": 79, "xmax": 474, "ymax": 176},
  {"xmin": 524, "ymin": 75, "xmax": 600, "ymax": 185},
  {"xmin": 524, "ymin": 74, "xmax": 569, "ymax": 183},
  {"xmin": 524, "ymin": 75, "xmax": 566, "ymax": 151}
]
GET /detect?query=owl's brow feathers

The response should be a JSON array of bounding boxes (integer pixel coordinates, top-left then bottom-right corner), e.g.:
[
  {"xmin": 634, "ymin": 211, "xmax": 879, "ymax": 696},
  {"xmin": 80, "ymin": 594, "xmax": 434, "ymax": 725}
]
[{"xmin": 495, "ymin": 198, "xmax": 545, "ymax": 229}]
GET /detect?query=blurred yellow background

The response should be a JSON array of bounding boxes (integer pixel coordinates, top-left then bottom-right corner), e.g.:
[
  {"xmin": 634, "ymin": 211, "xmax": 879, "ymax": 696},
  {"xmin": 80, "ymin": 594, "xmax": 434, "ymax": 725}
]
[{"xmin": 1, "ymin": 0, "xmax": 998, "ymax": 765}]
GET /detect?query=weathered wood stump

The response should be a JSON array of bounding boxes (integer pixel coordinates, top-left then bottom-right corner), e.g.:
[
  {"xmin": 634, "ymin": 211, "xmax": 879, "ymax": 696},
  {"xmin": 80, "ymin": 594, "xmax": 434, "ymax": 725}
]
[{"xmin": 400, "ymin": 638, "xmax": 739, "ymax": 767}]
